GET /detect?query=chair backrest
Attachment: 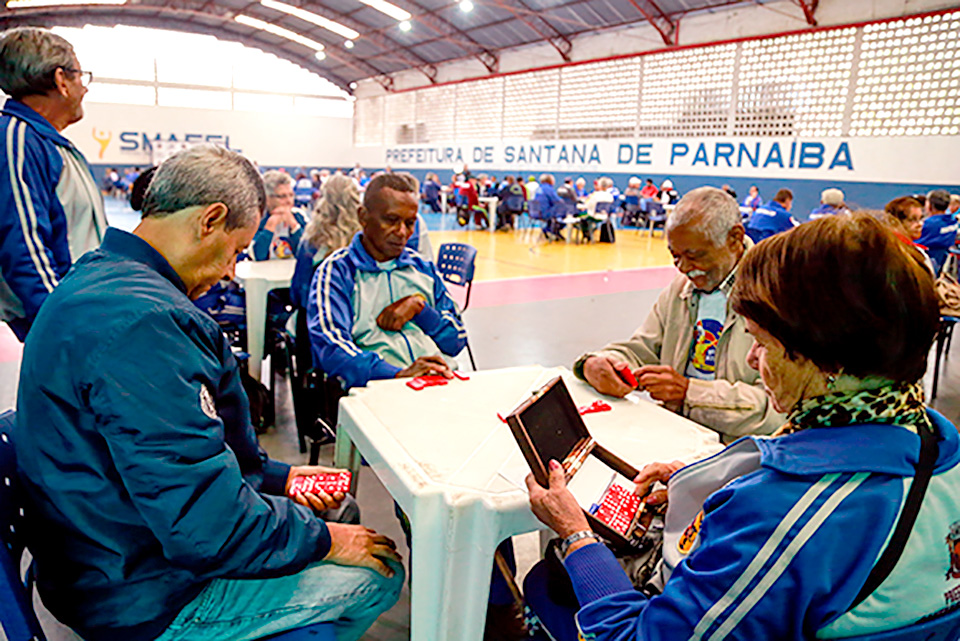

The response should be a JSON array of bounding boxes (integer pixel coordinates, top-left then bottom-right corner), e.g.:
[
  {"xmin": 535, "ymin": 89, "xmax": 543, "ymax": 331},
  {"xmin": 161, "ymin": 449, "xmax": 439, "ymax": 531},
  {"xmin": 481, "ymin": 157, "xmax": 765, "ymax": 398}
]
[
  {"xmin": 595, "ymin": 201, "xmax": 618, "ymax": 215},
  {"xmin": 556, "ymin": 200, "xmax": 578, "ymax": 217},
  {"xmin": 435, "ymin": 243, "xmax": 477, "ymax": 287},
  {"xmin": 624, "ymin": 193, "xmax": 640, "ymax": 206},
  {"xmin": 504, "ymin": 193, "xmax": 525, "ymax": 212},
  {"xmin": 838, "ymin": 607, "xmax": 960, "ymax": 641},
  {"xmin": 0, "ymin": 410, "xmax": 45, "ymax": 641},
  {"xmin": 528, "ymin": 199, "xmax": 543, "ymax": 220}
]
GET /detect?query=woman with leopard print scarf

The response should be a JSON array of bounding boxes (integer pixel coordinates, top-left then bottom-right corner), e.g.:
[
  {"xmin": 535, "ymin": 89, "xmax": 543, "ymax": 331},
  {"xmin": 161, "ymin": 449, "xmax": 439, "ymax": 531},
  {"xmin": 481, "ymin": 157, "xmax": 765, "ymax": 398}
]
[{"xmin": 525, "ymin": 213, "xmax": 960, "ymax": 641}]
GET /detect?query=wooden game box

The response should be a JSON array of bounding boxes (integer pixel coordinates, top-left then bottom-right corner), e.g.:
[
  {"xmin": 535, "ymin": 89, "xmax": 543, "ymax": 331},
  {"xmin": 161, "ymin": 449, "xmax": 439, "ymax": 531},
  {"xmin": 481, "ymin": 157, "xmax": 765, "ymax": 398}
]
[{"xmin": 505, "ymin": 376, "xmax": 648, "ymax": 552}]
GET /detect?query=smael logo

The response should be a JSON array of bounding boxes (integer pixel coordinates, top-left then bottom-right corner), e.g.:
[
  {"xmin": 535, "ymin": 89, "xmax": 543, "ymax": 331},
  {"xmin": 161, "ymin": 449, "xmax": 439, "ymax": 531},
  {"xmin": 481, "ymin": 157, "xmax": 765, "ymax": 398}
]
[
  {"xmin": 946, "ymin": 520, "xmax": 960, "ymax": 580},
  {"xmin": 92, "ymin": 128, "xmax": 111, "ymax": 159}
]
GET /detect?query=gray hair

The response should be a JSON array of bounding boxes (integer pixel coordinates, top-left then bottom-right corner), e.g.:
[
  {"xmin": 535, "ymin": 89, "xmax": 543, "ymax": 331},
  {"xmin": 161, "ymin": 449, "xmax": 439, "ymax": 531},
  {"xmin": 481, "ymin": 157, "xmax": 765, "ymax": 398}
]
[
  {"xmin": 304, "ymin": 174, "xmax": 361, "ymax": 253},
  {"xmin": 142, "ymin": 144, "xmax": 265, "ymax": 230},
  {"xmin": 262, "ymin": 170, "xmax": 293, "ymax": 197},
  {"xmin": 666, "ymin": 186, "xmax": 742, "ymax": 246},
  {"xmin": 0, "ymin": 27, "xmax": 76, "ymax": 100},
  {"xmin": 538, "ymin": 173, "xmax": 555, "ymax": 185},
  {"xmin": 598, "ymin": 176, "xmax": 614, "ymax": 190}
]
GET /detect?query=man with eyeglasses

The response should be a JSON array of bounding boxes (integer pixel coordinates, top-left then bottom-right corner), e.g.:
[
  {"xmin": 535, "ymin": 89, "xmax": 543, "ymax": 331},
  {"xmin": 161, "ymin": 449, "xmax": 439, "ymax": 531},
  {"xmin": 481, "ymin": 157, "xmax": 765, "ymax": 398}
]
[{"xmin": 0, "ymin": 27, "xmax": 106, "ymax": 341}]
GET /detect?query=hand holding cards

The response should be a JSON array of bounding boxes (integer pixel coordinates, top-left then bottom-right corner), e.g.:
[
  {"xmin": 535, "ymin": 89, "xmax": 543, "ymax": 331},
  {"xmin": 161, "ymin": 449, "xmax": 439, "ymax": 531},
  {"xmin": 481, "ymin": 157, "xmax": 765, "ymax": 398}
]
[{"xmin": 288, "ymin": 471, "xmax": 352, "ymax": 497}]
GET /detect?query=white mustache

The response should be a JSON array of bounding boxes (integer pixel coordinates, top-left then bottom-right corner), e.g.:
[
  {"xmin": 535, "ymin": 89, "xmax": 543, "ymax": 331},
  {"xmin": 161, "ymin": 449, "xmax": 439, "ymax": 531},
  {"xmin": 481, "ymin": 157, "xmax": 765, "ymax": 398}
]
[{"xmin": 686, "ymin": 269, "xmax": 708, "ymax": 279}]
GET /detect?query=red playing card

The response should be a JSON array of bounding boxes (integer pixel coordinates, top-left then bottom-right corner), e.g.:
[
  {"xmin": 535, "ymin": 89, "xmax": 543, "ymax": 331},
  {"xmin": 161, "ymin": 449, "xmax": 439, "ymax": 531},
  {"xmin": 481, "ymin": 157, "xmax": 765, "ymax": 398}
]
[
  {"xmin": 615, "ymin": 364, "xmax": 638, "ymax": 389},
  {"xmin": 452, "ymin": 371, "xmax": 470, "ymax": 381},
  {"xmin": 289, "ymin": 471, "xmax": 352, "ymax": 497}
]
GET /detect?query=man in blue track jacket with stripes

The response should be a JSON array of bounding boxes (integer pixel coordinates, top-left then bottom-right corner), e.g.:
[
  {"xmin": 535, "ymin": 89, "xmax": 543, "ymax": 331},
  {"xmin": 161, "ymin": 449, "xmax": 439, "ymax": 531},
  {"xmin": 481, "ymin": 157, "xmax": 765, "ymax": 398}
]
[
  {"xmin": 0, "ymin": 27, "xmax": 107, "ymax": 340},
  {"xmin": 308, "ymin": 172, "xmax": 468, "ymax": 389}
]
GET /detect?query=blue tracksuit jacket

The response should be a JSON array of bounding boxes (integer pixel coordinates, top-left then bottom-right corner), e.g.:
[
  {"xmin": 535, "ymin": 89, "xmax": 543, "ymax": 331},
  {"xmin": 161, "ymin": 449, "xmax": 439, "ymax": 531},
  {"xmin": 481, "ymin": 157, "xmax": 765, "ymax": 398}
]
[
  {"xmin": 535, "ymin": 182, "xmax": 564, "ymax": 219},
  {"xmin": 307, "ymin": 233, "xmax": 466, "ymax": 388},
  {"xmin": 564, "ymin": 410, "xmax": 960, "ymax": 640},
  {"xmin": 916, "ymin": 212, "xmax": 958, "ymax": 273},
  {"xmin": 16, "ymin": 229, "xmax": 329, "ymax": 641},
  {"xmin": 0, "ymin": 99, "xmax": 107, "ymax": 340},
  {"xmin": 746, "ymin": 200, "xmax": 796, "ymax": 242}
]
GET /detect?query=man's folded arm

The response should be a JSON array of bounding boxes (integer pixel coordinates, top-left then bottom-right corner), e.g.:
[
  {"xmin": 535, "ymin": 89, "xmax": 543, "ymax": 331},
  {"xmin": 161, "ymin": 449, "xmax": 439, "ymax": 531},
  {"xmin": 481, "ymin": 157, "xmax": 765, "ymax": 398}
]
[{"xmin": 308, "ymin": 257, "xmax": 400, "ymax": 387}]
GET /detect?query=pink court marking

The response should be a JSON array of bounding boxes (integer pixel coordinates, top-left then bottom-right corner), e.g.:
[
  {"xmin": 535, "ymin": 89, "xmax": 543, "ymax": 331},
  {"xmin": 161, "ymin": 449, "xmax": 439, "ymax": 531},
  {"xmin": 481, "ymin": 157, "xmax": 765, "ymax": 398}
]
[
  {"xmin": 465, "ymin": 266, "xmax": 677, "ymax": 309},
  {"xmin": 0, "ymin": 325, "xmax": 22, "ymax": 364}
]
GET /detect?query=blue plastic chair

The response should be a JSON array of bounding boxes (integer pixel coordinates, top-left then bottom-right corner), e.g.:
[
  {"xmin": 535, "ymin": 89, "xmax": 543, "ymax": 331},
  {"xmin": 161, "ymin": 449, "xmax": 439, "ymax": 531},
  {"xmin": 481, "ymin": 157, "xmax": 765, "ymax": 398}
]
[
  {"xmin": 435, "ymin": 242, "xmax": 478, "ymax": 369},
  {"xmin": 0, "ymin": 410, "xmax": 334, "ymax": 641},
  {"xmin": 0, "ymin": 410, "xmax": 45, "ymax": 641}
]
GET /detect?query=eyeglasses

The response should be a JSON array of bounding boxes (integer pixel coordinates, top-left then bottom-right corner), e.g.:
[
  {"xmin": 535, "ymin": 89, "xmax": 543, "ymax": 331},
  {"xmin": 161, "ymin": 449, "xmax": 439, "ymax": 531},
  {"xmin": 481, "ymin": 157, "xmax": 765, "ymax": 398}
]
[{"xmin": 60, "ymin": 67, "xmax": 93, "ymax": 87}]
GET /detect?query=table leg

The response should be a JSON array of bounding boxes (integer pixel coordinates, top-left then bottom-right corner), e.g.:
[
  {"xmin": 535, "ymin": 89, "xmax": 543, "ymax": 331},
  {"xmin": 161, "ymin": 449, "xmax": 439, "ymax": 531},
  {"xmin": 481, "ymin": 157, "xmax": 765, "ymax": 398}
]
[
  {"xmin": 334, "ymin": 426, "xmax": 362, "ymax": 494},
  {"xmin": 409, "ymin": 500, "xmax": 500, "ymax": 641},
  {"xmin": 244, "ymin": 279, "xmax": 268, "ymax": 381},
  {"xmin": 488, "ymin": 200, "xmax": 496, "ymax": 233}
]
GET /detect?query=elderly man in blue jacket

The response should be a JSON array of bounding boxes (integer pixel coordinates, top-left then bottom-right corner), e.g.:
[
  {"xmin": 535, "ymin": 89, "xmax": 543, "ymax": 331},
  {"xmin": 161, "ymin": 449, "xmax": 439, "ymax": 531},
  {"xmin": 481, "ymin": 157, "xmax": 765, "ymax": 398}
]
[
  {"xmin": 308, "ymin": 171, "xmax": 467, "ymax": 389},
  {"xmin": 744, "ymin": 188, "xmax": 797, "ymax": 243},
  {"xmin": 16, "ymin": 145, "xmax": 404, "ymax": 641},
  {"xmin": 534, "ymin": 173, "xmax": 566, "ymax": 241},
  {"xmin": 0, "ymin": 27, "xmax": 107, "ymax": 341},
  {"xmin": 916, "ymin": 189, "xmax": 957, "ymax": 274}
]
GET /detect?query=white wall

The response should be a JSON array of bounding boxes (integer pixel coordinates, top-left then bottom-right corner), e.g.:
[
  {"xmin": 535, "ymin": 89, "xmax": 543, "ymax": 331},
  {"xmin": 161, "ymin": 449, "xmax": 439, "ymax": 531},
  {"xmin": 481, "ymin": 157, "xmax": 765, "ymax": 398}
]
[
  {"xmin": 63, "ymin": 101, "xmax": 357, "ymax": 168},
  {"xmin": 354, "ymin": 0, "xmax": 959, "ymax": 97}
]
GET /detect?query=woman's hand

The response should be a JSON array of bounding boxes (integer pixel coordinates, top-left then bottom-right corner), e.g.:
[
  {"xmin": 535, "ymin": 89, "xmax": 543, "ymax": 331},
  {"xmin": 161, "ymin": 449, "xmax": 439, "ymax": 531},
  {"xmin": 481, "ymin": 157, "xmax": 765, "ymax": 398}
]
[
  {"xmin": 526, "ymin": 459, "xmax": 590, "ymax": 538},
  {"xmin": 633, "ymin": 460, "xmax": 686, "ymax": 508}
]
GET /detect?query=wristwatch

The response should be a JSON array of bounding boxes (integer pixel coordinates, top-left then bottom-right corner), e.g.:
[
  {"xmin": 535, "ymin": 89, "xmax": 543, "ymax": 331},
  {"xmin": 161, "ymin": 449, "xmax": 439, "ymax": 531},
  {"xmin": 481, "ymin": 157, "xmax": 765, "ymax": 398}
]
[{"xmin": 560, "ymin": 529, "xmax": 598, "ymax": 557}]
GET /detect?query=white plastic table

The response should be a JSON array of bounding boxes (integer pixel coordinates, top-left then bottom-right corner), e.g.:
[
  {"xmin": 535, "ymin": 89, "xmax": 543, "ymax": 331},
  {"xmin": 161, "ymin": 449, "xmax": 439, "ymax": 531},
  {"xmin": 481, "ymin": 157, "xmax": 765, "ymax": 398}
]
[
  {"xmin": 234, "ymin": 259, "xmax": 296, "ymax": 380},
  {"xmin": 334, "ymin": 365, "xmax": 722, "ymax": 641}
]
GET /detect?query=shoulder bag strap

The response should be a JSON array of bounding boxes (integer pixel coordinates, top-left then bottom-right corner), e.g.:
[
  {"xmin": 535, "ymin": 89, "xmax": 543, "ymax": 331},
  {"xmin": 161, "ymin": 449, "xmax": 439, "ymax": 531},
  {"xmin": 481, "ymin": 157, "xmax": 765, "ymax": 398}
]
[{"xmin": 850, "ymin": 421, "xmax": 939, "ymax": 609}]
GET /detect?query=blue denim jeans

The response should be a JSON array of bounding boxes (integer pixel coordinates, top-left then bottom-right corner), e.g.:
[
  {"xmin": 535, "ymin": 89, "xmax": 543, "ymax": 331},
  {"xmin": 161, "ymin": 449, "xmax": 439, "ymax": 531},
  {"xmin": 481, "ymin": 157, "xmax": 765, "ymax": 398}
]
[{"xmin": 154, "ymin": 560, "xmax": 404, "ymax": 641}]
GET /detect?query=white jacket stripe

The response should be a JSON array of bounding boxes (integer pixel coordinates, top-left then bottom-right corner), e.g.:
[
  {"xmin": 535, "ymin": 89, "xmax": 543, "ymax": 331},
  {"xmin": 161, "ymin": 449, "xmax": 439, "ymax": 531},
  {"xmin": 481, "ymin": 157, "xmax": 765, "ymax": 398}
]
[
  {"xmin": 690, "ymin": 473, "xmax": 841, "ymax": 641},
  {"xmin": 319, "ymin": 249, "xmax": 361, "ymax": 356},
  {"xmin": 6, "ymin": 120, "xmax": 58, "ymax": 292},
  {"xmin": 706, "ymin": 472, "xmax": 869, "ymax": 640}
]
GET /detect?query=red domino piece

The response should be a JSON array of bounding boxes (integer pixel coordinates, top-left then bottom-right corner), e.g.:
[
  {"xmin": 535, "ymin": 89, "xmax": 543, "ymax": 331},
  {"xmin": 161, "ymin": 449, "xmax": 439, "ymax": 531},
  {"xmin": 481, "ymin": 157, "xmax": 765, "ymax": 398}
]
[
  {"xmin": 289, "ymin": 471, "xmax": 352, "ymax": 497},
  {"xmin": 615, "ymin": 364, "xmax": 639, "ymax": 389}
]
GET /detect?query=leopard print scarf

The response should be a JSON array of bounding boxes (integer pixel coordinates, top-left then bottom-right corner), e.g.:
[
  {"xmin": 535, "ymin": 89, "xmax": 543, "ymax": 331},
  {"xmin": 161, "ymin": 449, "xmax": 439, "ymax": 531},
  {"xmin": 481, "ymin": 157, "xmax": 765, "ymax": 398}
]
[{"xmin": 776, "ymin": 382, "xmax": 930, "ymax": 437}]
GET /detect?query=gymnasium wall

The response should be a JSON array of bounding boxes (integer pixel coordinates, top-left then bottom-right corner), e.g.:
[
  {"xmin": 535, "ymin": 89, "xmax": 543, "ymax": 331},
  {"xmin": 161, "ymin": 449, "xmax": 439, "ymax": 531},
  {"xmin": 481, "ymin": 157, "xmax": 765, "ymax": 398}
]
[
  {"xmin": 62, "ymin": 101, "xmax": 355, "ymax": 181},
  {"xmin": 351, "ymin": 7, "xmax": 960, "ymax": 217}
]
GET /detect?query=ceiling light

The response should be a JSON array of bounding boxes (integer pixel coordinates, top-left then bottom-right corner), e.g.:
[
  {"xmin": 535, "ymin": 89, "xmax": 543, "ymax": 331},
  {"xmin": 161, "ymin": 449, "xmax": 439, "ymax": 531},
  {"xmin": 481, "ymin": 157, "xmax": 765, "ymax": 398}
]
[
  {"xmin": 349, "ymin": 82, "xmax": 358, "ymax": 89},
  {"xmin": 399, "ymin": 20, "xmax": 412, "ymax": 31},
  {"xmin": 7, "ymin": 0, "xmax": 126, "ymax": 6},
  {"xmin": 235, "ymin": 15, "xmax": 325, "ymax": 51},
  {"xmin": 344, "ymin": 40, "xmax": 355, "ymax": 49},
  {"xmin": 315, "ymin": 51, "xmax": 327, "ymax": 60},
  {"xmin": 459, "ymin": 0, "xmax": 474, "ymax": 12},
  {"xmin": 359, "ymin": 0, "xmax": 411, "ymax": 21},
  {"xmin": 260, "ymin": 0, "xmax": 359, "ymax": 40}
]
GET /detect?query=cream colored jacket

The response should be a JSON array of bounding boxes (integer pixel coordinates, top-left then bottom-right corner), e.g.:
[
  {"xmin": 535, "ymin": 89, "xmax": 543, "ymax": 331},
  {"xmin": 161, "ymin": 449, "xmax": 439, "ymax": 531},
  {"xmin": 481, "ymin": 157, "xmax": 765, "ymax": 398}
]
[{"xmin": 574, "ymin": 266, "xmax": 784, "ymax": 442}]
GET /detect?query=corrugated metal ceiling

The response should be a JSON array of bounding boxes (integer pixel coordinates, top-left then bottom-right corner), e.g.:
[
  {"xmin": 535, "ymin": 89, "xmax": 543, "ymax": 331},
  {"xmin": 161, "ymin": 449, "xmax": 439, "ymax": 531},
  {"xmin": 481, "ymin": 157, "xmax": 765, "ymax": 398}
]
[{"xmin": 0, "ymin": 0, "xmax": 797, "ymax": 92}]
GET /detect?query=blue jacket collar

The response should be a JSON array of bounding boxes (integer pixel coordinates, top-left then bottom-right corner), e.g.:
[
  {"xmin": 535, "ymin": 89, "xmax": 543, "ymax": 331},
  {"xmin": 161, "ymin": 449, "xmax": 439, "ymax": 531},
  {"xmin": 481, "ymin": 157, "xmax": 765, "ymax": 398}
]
[
  {"xmin": 0, "ymin": 99, "xmax": 75, "ymax": 148},
  {"xmin": 347, "ymin": 232, "xmax": 418, "ymax": 272},
  {"xmin": 100, "ymin": 228, "xmax": 188, "ymax": 295},
  {"xmin": 763, "ymin": 200, "xmax": 790, "ymax": 216},
  {"xmin": 751, "ymin": 408, "xmax": 959, "ymax": 477}
]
